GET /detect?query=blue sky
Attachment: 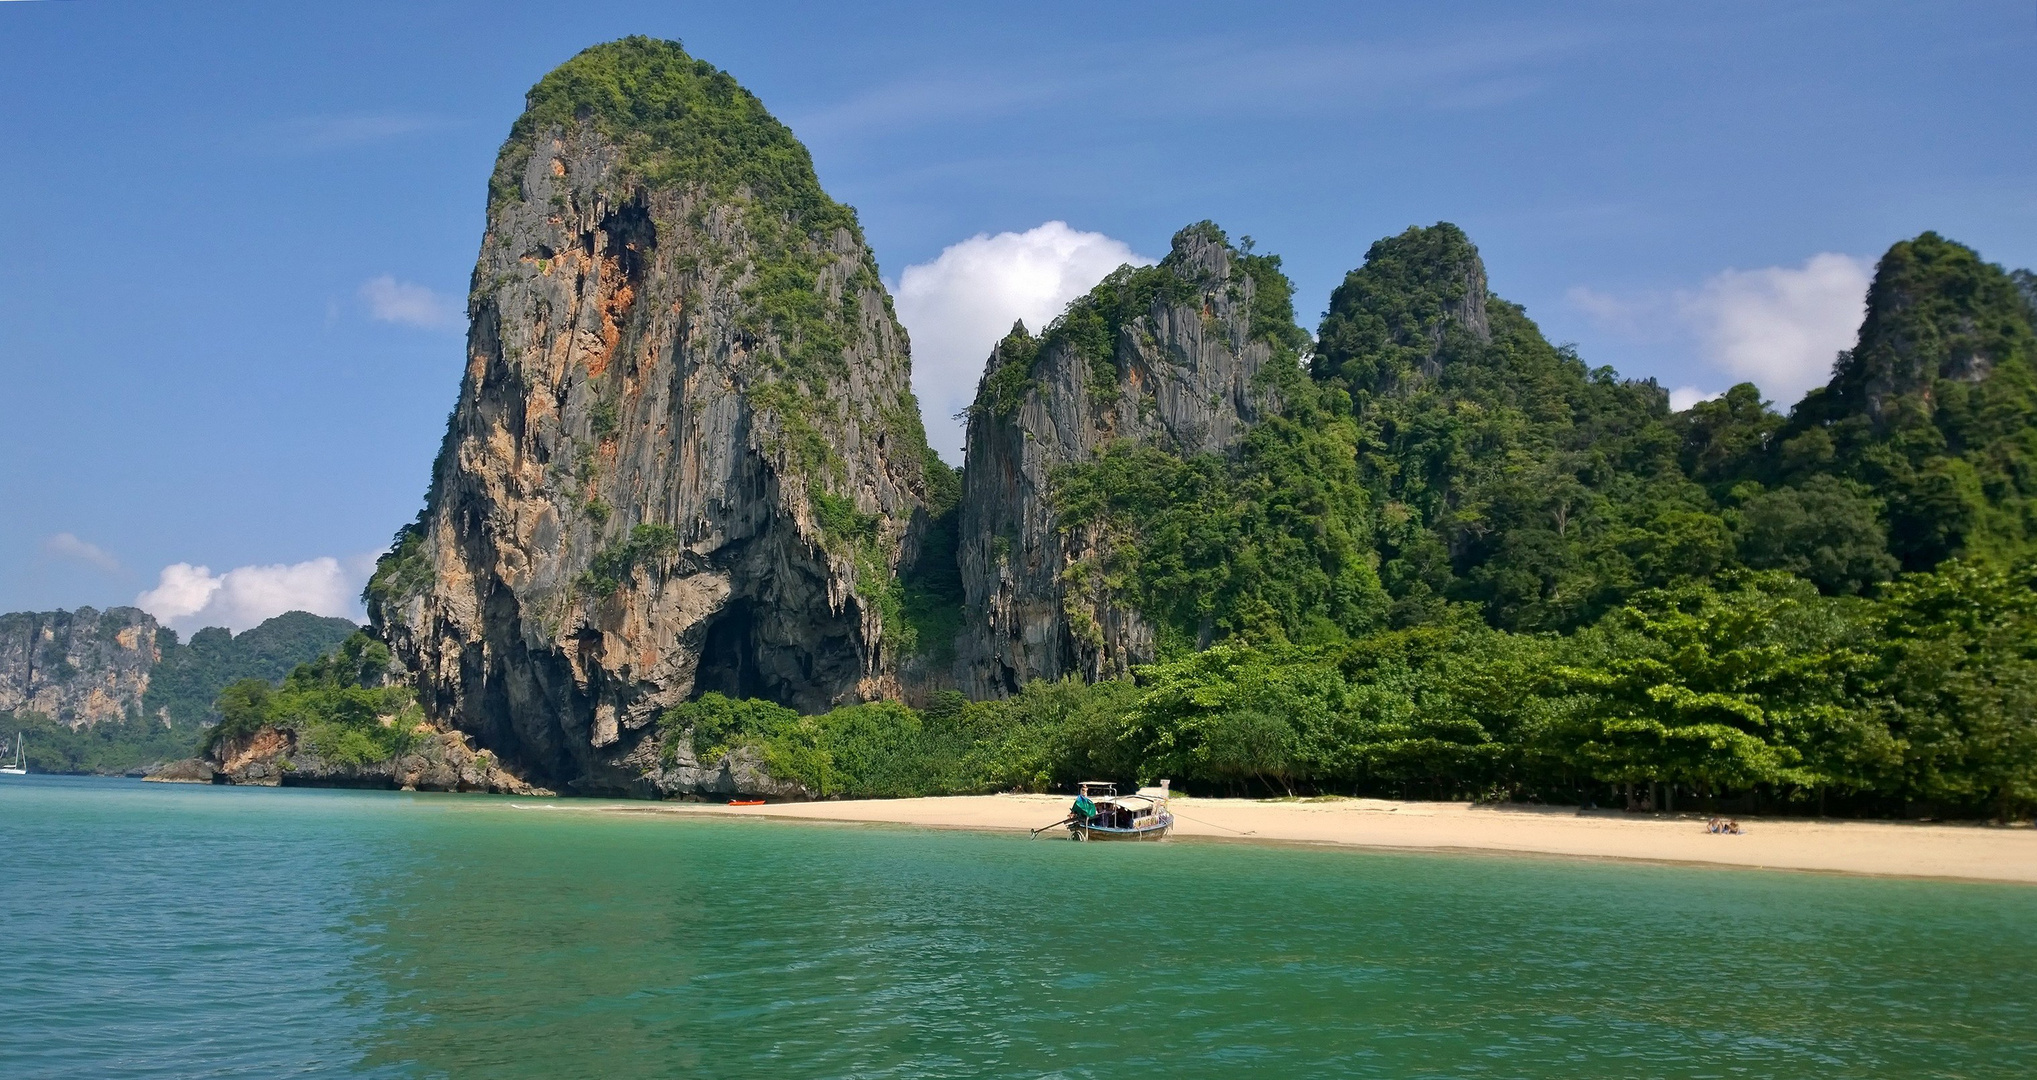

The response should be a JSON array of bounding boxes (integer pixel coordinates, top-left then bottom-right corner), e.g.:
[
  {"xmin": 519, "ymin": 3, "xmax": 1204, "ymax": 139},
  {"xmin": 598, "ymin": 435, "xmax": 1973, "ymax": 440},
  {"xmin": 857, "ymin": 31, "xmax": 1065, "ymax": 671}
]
[{"xmin": 2, "ymin": 0, "xmax": 2033, "ymax": 625}]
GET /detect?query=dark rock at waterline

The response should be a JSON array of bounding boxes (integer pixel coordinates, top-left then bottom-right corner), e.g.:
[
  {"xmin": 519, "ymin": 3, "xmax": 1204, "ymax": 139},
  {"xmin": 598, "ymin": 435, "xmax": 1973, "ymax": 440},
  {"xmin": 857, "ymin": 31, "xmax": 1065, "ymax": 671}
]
[
  {"xmin": 144, "ymin": 757, "xmax": 218, "ymax": 784},
  {"xmin": 146, "ymin": 726, "xmax": 550, "ymax": 794}
]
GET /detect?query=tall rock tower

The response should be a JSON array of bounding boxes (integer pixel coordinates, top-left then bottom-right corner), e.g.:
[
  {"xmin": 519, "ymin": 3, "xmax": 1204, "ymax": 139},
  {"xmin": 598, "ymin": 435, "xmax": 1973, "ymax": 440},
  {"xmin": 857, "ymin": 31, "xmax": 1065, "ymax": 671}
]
[
  {"xmin": 953, "ymin": 224, "xmax": 1285, "ymax": 696},
  {"xmin": 368, "ymin": 38, "xmax": 936, "ymax": 792}
]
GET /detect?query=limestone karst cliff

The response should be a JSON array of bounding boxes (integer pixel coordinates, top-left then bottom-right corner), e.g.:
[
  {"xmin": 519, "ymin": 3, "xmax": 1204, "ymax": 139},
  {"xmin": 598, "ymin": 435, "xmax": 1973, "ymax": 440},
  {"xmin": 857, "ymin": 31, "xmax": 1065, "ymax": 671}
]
[
  {"xmin": 0, "ymin": 607, "xmax": 359, "ymax": 774},
  {"xmin": 952, "ymin": 224, "xmax": 1293, "ymax": 696},
  {"xmin": 366, "ymin": 38, "xmax": 938, "ymax": 794},
  {"xmin": 0, "ymin": 606, "xmax": 158, "ymax": 726},
  {"xmin": 1773, "ymin": 232, "xmax": 2037, "ymax": 571}
]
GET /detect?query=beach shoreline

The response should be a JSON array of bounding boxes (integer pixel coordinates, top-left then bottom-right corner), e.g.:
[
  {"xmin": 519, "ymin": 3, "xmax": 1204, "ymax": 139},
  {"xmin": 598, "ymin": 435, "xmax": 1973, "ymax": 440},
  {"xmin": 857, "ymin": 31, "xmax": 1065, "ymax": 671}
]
[{"xmin": 579, "ymin": 793, "xmax": 2037, "ymax": 884}]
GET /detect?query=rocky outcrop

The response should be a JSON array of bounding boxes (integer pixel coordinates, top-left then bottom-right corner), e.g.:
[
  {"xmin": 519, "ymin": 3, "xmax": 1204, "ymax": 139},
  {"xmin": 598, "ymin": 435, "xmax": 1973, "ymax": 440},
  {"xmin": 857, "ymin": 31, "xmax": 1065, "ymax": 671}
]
[
  {"xmin": 145, "ymin": 723, "xmax": 821, "ymax": 800},
  {"xmin": 1313, "ymin": 222, "xmax": 1493, "ymax": 395},
  {"xmin": 582, "ymin": 735, "xmax": 810, "ymax": 800},
  {"xmin": 0, "ymin": 606, "xmax": 158, "ymax": 727},
  {"xmin": 953, "ymin": 224, "xmax": 1281, "ymax": 696},
  {"xmin": 1808, "ymin": 232, "xmax": 2036, "ymax": 428},
  {"xmin": 143, "ymin": 757, "xmax": 218, "ymax": 783},
  {"xmin": 146, "ymin": 726, "xmax": 549, "ymax": 793},
  {"xmin": 368, "ymin": 38, "xmax": 935, "ymax": 794}
]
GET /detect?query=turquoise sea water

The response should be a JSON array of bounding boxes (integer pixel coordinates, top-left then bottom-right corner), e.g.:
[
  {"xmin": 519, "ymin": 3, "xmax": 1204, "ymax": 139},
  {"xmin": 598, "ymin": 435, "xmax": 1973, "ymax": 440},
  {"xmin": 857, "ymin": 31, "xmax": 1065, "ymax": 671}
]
[{"xmin": 3, "ymin": 776, "xmax": 2034, "ymax": 1078}]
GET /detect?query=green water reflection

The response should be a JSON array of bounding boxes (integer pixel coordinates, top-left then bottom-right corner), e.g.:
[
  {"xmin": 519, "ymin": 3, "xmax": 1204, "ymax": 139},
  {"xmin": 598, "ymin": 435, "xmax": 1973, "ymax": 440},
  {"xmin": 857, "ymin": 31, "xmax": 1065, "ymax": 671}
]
[{"xmin": 342, "ymin": 802, "xmax": 2037, "ymax": 1079}]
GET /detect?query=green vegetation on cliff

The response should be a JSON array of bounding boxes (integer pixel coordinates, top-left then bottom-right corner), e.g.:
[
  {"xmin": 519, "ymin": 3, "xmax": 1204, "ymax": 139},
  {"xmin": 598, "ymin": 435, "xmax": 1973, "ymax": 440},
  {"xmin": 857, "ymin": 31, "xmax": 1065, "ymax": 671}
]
[
  {"xmin": 672, "ymin": 557, "xmax": 2035, "ymax": 817},
  {"xmin": 493, "ymin": 35, "xmax": 852, "ymax": 237},
  {"xmin": 1761, "ymin": 233, "xmax": 2037, "ymax": 570},
  {"xmin": 897, "ymin": 456, "xmax": 967, "ymax": 666},
  {"xmin": 207, "ymin": 633, "xmax": 421, "ymax": 768},
  {"xmin": 2, "ymin": 611, "xmax": 358, "ymax": 774},
  {"xmin": 1041, "ymin": 223, "xmax": 1389, "ymax": 653},
  {"xmin": 1321, "ymin": 224, "xmax": 1703, "ymax": 630},
  {"xmin": 816, "ymin": 222, "xmax": 2037, "ymax": 818},
  {"xmin": 145, "ymin": 611, "xmax": 360, "ymax": 727}
]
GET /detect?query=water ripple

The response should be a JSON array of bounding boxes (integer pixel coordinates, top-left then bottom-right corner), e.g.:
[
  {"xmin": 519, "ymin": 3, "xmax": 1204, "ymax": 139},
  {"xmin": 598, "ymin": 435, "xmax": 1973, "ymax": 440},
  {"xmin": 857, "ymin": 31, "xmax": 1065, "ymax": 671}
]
[{"xmin": 4, "ymin": 777, "xmax": 2035, "ymax": 1078}]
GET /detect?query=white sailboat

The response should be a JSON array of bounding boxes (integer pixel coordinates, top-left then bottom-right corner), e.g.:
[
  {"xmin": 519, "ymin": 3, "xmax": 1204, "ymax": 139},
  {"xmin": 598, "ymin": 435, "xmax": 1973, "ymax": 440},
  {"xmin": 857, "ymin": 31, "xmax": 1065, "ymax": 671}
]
[{"xmin": 0, "ymin": 732, "xmax": 25, "ymax": 775}]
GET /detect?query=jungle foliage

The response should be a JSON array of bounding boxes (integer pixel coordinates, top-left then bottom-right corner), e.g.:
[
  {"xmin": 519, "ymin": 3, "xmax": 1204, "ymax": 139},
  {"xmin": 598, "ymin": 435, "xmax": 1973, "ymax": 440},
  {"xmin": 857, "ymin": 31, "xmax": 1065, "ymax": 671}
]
[
  {"xmin": 789, "ymin": 223, "xmax": 2037, "ymax": 818},
  {"xmin": 493, "ymin": 35, "xmax": 853, "ymax": 238},
  {"xmin": 144, "ymin": 611, "xmax": 361, "ymax": 728},
  {"xmin": 1, "ymin": 611, "xmax": 360, "ymax": 775},
  {"xmin": 669, "ymin": 561, "xmax": 2037, "ymax": 818},
  {"xmin": 205, "ymin": 633, "xmax": 422, "ymax": 768}
]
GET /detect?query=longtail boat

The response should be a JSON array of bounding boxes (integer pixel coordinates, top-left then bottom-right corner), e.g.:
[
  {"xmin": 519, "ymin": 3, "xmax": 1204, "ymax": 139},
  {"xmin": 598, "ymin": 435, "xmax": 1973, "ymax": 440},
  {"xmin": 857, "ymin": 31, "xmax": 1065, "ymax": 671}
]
[{"xmin": 1064, "ymin": 780, "xmax": 1173, "ymax": 841}]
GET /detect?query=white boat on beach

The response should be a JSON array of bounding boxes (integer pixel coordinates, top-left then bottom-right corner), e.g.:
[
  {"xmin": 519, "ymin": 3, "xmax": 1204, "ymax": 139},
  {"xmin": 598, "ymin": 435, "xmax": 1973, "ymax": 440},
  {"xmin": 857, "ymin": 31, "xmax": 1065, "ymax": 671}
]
[{"xmin": 1033, "ymin": 780, "xmax": 1174, "ymax": 841}]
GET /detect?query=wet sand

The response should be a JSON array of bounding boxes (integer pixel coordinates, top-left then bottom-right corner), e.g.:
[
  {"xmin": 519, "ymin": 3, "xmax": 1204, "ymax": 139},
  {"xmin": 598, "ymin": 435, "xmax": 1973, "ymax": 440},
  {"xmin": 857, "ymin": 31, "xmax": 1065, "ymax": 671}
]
[{"xmin": 596, "ymin": 793, "xmax": 2037, "ymax": 884}]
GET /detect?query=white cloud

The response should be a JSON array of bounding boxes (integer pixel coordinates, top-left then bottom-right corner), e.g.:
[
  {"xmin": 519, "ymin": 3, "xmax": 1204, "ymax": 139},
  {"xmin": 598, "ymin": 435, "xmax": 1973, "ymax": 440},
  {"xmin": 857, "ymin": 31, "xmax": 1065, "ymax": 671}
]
[
  {"xmin": 894, "ymin": 222, "xmax": 1152, "ymax": 462},
  {"xmin": 1677, "ymin": 254, "xmax": 1872, "ymax": 409},
  {"xmin": 42, "ymin": 532, "xmax": 120, "ymax": 573},
  {"xmin": 1567, "ymin": 253, "xmax": 1871, "ymax": 411},
  {"xmin": 137, "ymin": 558, "xmax": 366, "ymax": 633},
  {"xmin": 360, "ymin": 275, "xmax": 457, "ymax": 329},
  {"xmin": 1668, "ymin": 386, "xmax": 1720, "ymax": 412}
]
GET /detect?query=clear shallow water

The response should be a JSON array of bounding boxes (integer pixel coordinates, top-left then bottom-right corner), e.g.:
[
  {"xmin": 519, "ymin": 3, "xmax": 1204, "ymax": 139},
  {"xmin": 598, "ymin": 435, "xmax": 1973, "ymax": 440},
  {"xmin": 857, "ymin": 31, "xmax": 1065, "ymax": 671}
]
[{"xmin": 3, "ymin": 776, "xmax": 2034, "ymax": 1079}]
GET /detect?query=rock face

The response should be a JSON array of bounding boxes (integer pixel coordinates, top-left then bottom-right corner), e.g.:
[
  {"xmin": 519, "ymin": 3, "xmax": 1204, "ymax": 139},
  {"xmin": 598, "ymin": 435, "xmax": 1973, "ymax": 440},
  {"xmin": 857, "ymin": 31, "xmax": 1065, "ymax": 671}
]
[
  {"xmin": 633, "ymin": 741, "xmax": 809, "ymax": 800},
  {"xmin": 145, "ymin": 723, "xmax": 814, "ymax": 800},
  {"xmin": 368, "ymin": 38, "xmax": 935, "ymax": 794},
  {"xmin": 148, "ymin": 726, "xmax": 547, "ymax": 794},
  {"xmin": 0, "ymin": 607, "xmax": 158, "ymax": 727},
  {"xmin": 953, "ymin": 224, "xmax": 1279, "ymax": 696}
]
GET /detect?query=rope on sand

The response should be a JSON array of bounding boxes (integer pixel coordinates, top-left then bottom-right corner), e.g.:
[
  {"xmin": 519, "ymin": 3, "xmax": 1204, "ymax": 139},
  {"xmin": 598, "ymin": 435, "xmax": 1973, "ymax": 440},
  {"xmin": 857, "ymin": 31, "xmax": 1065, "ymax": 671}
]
[{"xmin": 1171, "ymin": 811, "xmax": 1256, "ymax": 836}]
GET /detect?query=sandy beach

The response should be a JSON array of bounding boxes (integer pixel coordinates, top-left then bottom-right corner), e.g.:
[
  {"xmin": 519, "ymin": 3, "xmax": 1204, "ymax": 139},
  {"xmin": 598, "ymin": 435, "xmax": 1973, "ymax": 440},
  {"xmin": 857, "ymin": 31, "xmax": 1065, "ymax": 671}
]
[{"xmin": 590, "ymin": 793, "xmax": 2037, "ymax": 884}]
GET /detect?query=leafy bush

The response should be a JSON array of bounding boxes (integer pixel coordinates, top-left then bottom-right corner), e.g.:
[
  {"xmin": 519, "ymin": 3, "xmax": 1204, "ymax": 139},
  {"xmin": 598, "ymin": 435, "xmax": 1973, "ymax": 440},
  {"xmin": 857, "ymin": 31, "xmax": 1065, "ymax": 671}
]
[
  {"xmin": 202, "ymin": 633, "xmax": 421, "ymax": 767},
  {"xmin": 364, "ymin": 517, "xmax": 433, "ymax": 611},
  {"xmin": 579, "ymin": 523, "xmax": 683, "ymax": 598},
  {"xmin": 654, "ymin": 559, "xmax": 2037, "ymax": 818},
  {"xmin": 658, "ymin": 692, "xmax": 990, "ymax": 797}
]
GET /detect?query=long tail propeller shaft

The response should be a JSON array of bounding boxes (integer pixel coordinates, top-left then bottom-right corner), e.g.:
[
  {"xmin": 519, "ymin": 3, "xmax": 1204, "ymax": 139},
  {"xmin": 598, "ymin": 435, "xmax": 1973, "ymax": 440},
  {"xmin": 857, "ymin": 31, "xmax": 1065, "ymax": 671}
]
[{"xmin": 1030, "ymin": 814, "xmax": 1075, "ymax": 838}]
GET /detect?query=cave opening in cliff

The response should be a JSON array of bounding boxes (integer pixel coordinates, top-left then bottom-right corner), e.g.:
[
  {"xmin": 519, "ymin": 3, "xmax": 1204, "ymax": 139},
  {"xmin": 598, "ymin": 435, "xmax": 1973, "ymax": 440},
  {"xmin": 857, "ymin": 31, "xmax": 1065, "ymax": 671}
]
[
  {"xmin": 599, "ymin": 199, "xmax": 656, "ymax": 284},
  {"xmin": 693, "ymin": 600, "xmax": 767, "ymax": 703},
  {"xmin": 691, "ymin": 594, "xmax": 861, "ymax": 713}
]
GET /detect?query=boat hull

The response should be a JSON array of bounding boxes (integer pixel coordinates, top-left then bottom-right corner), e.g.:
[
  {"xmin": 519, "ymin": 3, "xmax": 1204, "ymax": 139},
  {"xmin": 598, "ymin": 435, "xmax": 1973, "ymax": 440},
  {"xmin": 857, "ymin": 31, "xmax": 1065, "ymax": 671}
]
[{"xmin": 1068, "ymin": 815, "xmax": 1173, "ymax": 841}]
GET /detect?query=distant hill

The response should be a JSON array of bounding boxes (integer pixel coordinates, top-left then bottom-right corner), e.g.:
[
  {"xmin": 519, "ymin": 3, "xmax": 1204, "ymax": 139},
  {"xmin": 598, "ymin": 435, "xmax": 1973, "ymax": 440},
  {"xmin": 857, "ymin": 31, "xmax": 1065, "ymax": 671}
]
[
  {"xmin": 143, "ymin": 611, "xmax": 361, "ymax": 728},
  {"xmin": 0, "ymin": 609, "xmax": 357, "ymax": 774}
]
